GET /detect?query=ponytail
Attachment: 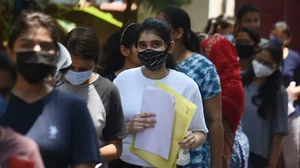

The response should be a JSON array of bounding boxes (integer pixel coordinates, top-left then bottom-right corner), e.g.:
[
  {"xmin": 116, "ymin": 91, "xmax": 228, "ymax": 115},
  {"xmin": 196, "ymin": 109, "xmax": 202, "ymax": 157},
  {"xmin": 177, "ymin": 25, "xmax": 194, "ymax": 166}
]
[
  {"xmin": 184, "ymin": 29, "xmax": 200, "ymax": 53},
  {"xmin": 98, "ymin": 31, "xmax": 124, "ymax": 77}
]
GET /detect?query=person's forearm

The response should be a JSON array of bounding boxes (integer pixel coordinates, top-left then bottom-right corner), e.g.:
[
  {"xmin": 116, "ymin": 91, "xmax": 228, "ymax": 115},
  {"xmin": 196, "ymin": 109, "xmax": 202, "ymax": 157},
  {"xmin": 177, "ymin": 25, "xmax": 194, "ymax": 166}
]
[
  {"xmin": 268, "ymin": 135, "xmax": 284, "ymax": 168},
  {"xmin": 209, "ymin": 120, "xmax": 224, "ymax": 168},
  {"xmin": 100, "ymin": 141, "xmax": 123, "ymax": 162},
  {"xmin": 191, "ymin": 131, "xmax": 206, "ymax": 149}
]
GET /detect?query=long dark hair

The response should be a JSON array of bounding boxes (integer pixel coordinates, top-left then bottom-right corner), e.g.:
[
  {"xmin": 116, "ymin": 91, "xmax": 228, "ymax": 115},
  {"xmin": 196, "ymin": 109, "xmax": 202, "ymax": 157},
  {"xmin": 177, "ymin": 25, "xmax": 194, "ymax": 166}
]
[
  {"xmin": 157, "ymin": 6, "xmax": 200, "ymax": 53},
  {"xmin": 98, "ymin": 23, "xmax": 140, "ymax": 76},
  {"xmin": 242, "ymin": 42, "xmax": 283, "ymax": 119},
  {"xmin": 136, "ymin": 18, "xmax": 175, "ymax": 69}
]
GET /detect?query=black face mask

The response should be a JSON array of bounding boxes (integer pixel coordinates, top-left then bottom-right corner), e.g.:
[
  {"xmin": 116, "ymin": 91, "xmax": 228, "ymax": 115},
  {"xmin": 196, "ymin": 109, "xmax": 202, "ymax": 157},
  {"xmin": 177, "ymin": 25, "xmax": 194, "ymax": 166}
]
[
  {"xmin": 235, "ymin": 44, "xmax": 255, "ymax": 58},
  {"xmin": 138, "ymin": 49, "xmax": 168, "ymax": 71},
  {"xmin": 16, "ymin": 51, "xmax": 57, "ymax": 83}
]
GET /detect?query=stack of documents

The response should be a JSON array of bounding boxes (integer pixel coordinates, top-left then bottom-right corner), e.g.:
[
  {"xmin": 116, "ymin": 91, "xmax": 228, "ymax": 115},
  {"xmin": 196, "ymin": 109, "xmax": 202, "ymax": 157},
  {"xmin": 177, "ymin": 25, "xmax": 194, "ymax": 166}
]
[
  {"xmin": 130, "ymin": 82, "xmax": 197, "ymax": 168},
  {"xmin": 134, "ymin": 86, "xmax": 175, "ymax": 160}
]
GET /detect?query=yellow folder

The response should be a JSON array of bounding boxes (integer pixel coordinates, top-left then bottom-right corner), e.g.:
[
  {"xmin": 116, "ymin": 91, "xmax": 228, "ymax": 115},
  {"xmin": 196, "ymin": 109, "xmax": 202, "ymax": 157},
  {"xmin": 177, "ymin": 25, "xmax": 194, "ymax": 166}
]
[{"xmin": 130, "ymin": 81, "xmax": 197, "ymax": 168}]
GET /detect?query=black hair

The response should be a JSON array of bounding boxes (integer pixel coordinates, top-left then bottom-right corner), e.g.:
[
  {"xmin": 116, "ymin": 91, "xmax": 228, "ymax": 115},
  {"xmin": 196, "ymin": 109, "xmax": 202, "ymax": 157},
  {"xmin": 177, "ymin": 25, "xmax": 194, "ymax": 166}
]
[
  {"xmin": 0, "ymin": 51, "xmax": 17, "ymax": 85},
  {"xmin": 8, "ymin": 10, "xmax": 59, "ymax": 50},
  {"xmin": 136, "ymin": 18, "xmax": 175, "ymax": 69},
  {"xmin": 204, "ymin": 14, "xmax": 235, "ymax": 35},
  {"xmin": 65, "ymin": 27, "xmax": 100, "ymax": 62},
  {"xmin": 238, "ymin": 27, "xmax": 260, "ymax": 46},
  {"xmin": 157, "ymin": 6, "xmax": 200, "ymax": 53},
  {"xmin": 242, "ymin": 42, "xmax": 283, "ymax": 119},
  {"xmin": 237, "ymin": 4, "xmax": 260, "ymax": 22},
  {"xmin": 272, "ymin": 21, "xmax": 291, "ymax": 38},
  {"xmin": 99, "ymin": 23, "xmax": 140, "ymax": 76}
]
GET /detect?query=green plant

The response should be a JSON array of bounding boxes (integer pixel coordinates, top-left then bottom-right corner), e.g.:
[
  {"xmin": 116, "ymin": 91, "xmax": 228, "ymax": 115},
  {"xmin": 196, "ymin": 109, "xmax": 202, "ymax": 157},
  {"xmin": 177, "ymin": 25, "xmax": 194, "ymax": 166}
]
[
  {"xmin": 0, "ymin": 0, "xmax": 14, "ymax": 42},
  {"xmin": 122, "ymin": 0, "xmax": 192, "ymax": 24},
  {"xmin": 138, "ymin": 0, "xmax": 192, "ymax": 12},
  {"xmin": 51, "ymin": 5, "xmax": 123, "ymax": 33}
]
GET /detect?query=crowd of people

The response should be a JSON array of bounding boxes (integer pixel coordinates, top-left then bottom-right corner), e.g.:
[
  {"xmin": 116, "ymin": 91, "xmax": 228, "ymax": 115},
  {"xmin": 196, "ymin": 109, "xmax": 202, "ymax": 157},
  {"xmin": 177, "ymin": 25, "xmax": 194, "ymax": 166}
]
[{"xmin": 0, "ymin": 2, "xmax": 299, "ymax": 168}]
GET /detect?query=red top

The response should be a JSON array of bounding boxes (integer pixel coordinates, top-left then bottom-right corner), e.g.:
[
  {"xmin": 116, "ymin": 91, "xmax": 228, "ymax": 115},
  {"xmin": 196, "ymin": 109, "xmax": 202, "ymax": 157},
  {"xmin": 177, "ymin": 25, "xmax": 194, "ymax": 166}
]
[
  {"xmin": 201, "ymin": 34, "xmax": 244, "ymax": 132},
  {"xmin": 0, "ymin": 128, "xmax": 44, "ymax": 168}
]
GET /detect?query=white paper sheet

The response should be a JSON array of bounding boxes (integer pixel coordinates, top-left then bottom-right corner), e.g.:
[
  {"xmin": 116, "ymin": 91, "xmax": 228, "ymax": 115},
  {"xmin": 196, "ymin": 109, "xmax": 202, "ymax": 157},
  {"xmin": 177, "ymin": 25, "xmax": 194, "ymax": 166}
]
[{"xmin": 134, "ymin": 86, "xmax": 175, "ymax": 160}]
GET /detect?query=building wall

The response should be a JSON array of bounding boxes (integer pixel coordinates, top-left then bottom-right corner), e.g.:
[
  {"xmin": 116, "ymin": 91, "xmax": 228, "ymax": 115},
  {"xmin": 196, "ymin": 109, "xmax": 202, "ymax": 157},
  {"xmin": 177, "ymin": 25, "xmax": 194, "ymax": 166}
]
[{"xmin": 181, "ymin": 0, "xmax": 209, "ymax": 33}]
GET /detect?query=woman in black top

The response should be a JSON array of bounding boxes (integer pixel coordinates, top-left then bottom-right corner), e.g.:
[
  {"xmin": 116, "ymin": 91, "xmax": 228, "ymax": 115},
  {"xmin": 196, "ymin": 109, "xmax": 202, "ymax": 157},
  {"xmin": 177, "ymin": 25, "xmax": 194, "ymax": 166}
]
[{"xmin": 0, "ymin": 11, "xmax": 101, "ymax": 168}]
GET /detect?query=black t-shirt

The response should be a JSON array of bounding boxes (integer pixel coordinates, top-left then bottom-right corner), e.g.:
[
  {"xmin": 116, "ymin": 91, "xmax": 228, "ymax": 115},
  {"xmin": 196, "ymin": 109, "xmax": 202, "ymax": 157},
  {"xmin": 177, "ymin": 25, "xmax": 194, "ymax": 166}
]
[{"xmin": 0, "ymin": 89, "xmax": 102, "ymax": 168}]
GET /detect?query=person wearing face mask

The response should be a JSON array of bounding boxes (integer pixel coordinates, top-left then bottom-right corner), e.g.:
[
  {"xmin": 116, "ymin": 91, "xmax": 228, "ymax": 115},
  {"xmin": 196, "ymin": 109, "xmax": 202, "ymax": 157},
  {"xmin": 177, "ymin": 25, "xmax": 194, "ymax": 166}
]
[
  {"xmin": 0, "ymin": 51, "xmax": 44, "ymax": 168},
  {"xmin": 98, "ymin": 23, "xmax": 142, "ymax": 82},
  {"xmin": 0, "ymin": 11, "xmax": 102, "ymax": 168},
  {"xmin": 156, "ymin": 7, "xmax": 223, "ymax": 168},
  {"xmin": 201, "ymin": 34, "xmax": 248, "ymax": 168},
  {"xmin": 112, "ymin": 18, "xmax": 208, "ymax": 168},
  {"xmin": 57, "ymin": 27, "xmax": 128, "ymax": 167},
  {"xmin": 270, "ymin": 21, "xmax": 300, "ymax": 168},
  {"xmin": 241, "ymin": 42, "xmax": 289, "ymax": 168},
  {"xmin": 235, "ymin": 27, "xmax": 260, "ymax": 73}
]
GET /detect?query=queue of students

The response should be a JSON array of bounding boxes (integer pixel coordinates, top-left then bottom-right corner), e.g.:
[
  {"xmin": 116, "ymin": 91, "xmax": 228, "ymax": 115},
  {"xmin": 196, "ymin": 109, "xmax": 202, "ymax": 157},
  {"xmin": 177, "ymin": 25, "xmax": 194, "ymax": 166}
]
[{"xmin": 0, "ymin": 3, "xmax": 298, "ymax": 168}]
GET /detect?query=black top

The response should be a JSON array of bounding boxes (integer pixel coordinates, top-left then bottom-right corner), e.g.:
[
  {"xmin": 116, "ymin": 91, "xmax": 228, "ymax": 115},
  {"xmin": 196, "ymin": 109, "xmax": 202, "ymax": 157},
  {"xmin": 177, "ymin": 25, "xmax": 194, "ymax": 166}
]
[{"xmin": 0, "ymin": 89, "xmax": 102, "ymax": 167}]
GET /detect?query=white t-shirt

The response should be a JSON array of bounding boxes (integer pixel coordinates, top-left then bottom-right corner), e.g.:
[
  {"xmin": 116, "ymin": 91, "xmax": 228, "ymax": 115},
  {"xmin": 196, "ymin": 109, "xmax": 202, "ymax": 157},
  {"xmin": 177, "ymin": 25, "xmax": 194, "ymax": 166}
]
[{"xmin": 113, "ymin": 67, "xmax": 208, "ymax": 167}]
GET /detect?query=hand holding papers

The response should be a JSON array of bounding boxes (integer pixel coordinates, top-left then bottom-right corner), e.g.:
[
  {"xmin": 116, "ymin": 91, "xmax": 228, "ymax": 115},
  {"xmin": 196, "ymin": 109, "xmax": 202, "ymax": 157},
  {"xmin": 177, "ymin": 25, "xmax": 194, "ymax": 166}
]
[
  {"xmin": 128, "ymin": 113, "xmax": 157, "ymax": 134},
  {"xmin": 134, "ymin": 86, "xmax": 176, "ymax": 160},
  {"xmin": 130, "ymin": 82, "xmax": 197, "ymax": 168}
]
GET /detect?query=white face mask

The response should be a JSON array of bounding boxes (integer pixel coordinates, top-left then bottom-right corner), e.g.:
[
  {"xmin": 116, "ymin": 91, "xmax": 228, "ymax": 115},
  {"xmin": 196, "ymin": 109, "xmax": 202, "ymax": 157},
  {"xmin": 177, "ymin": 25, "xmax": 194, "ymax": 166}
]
[
  {"xmin": 64, "ymin": 70, "xmax": 93, "ymax": 85},
  {"xmin": 252, "ymin": 60, "xmax": 275, "ymax": 77}
]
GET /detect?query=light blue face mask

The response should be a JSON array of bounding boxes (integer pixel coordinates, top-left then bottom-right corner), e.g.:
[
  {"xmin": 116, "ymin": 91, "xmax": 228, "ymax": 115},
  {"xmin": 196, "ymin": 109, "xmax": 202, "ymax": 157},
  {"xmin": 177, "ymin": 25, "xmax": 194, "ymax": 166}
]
[
  {"xmin": 225, "ymin": 34, "xmax": 234, "ymax": 42},
  {"xmin": 64, "ymin": 70, "xmax": 93, "ymax": 86},
  {"xmin": 0, "ymin": 95, "xmax": 7, "ymax": 116}
]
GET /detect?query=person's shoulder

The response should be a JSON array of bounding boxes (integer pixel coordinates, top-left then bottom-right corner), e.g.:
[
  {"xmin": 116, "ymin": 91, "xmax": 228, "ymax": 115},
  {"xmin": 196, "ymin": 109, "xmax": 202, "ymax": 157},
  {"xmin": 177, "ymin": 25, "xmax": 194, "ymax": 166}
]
[
  {"xmin": 170, "ymin": 69, "xmax": 199, "ymax": 90},
  {"xmin": 52, "ymin": 89, "xmax": 86, "ymax": 105},
  {"xmin": 188, "ymin": 53, "xmax": 218, "ymax": 77},
  {"xmin": 191, "ymin": 53, "xmax": 215, "ymax": 66},
  {"xmin": 119, "ymin": 67, "xmax": 141, "ymax": 77},
  {"xmin": 94, "ymin": 75, "xmax": 119, "ymax": 93},
  {"xmin": 114, "ymin": 67, "xmax": 141, "ymax": 83},
  {"xmin": 287, "ymin": 49, "xmax": 300, "ymax": 58},
  {"xmin": 188, "ymin": 53, "xmax": 217, "ymax": 75}
]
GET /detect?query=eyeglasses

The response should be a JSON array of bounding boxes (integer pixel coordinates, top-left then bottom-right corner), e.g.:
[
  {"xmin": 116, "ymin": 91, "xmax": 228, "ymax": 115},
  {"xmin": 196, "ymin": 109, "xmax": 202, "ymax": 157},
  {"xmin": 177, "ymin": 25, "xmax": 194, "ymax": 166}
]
[{"xmin": 254, "ymin": 56, "xmax": 277, "ymax": 68}]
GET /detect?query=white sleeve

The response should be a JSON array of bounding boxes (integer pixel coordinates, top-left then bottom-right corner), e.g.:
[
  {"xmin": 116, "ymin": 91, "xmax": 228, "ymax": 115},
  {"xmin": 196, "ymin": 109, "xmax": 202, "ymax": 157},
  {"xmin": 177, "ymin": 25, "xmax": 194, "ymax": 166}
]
[
  {"xmin": 188, "ymin": 88, "xmax": 209, "ymax": 133},
  {"xmin": 113, "ymin": 75, "xmax": 120, "ymax": 86}
]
